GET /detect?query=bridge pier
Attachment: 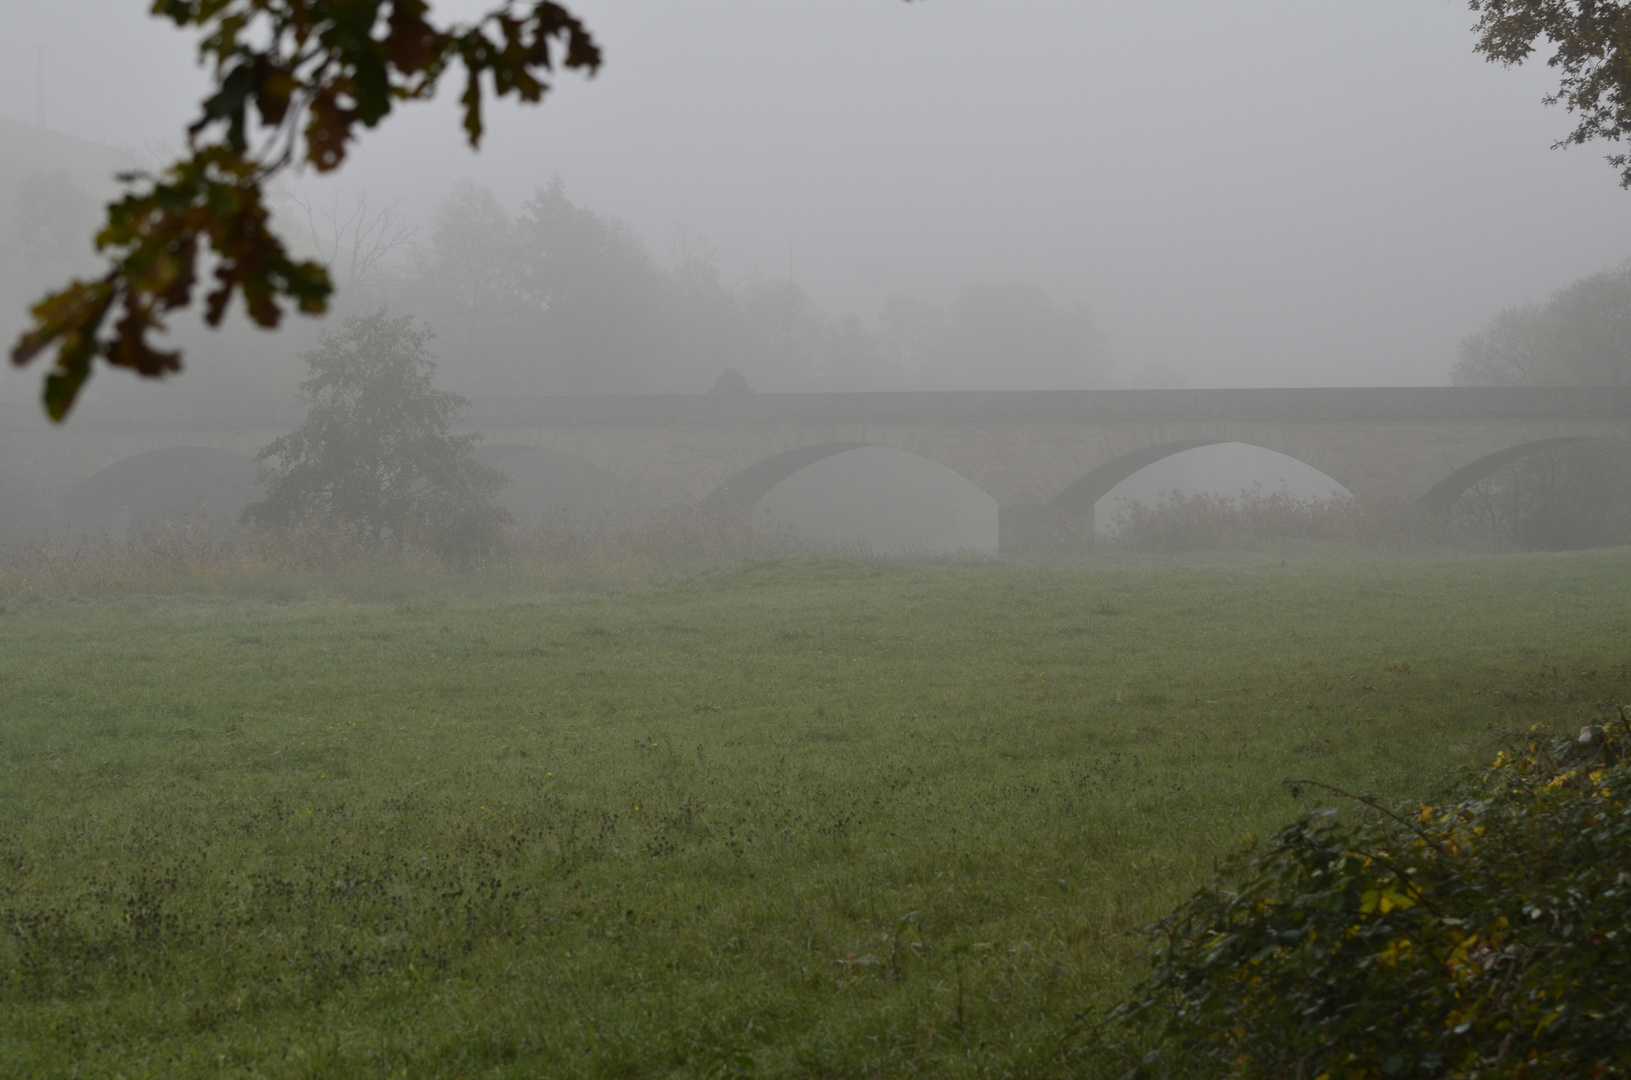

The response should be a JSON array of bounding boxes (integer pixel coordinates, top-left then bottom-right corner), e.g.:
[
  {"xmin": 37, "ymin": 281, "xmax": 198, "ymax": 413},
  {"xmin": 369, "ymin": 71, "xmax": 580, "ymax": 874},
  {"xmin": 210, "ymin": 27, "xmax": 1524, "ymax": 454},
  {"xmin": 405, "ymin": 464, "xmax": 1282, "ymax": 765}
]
[{"xmin": 997, "ymin": 503, "xmax": 1093, "ymax": 558}]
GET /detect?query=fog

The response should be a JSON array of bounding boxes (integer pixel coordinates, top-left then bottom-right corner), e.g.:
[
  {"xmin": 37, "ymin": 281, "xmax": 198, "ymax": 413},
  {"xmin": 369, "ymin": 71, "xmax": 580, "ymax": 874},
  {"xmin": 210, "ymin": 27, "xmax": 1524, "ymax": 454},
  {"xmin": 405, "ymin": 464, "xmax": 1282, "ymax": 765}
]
[
  {"xmin": 7, "ymin": 1, "xmax": 1631, "ymax": 384},
  {"xmin": 2, "ymin": 0, "xmax": 1629, "ymax": 549},
  {"xmin": 6, "ymin": 11, "xmax": 1631, "ymax": 1065}
]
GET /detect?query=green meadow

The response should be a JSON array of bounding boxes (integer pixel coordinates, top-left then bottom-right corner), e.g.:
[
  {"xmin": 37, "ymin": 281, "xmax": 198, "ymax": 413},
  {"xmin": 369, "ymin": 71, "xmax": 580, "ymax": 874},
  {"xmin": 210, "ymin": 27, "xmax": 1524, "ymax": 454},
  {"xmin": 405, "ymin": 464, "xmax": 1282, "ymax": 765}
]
[{"xmin": 1, "ymin": 552, "xmax": 1627, "ymax": 1077}]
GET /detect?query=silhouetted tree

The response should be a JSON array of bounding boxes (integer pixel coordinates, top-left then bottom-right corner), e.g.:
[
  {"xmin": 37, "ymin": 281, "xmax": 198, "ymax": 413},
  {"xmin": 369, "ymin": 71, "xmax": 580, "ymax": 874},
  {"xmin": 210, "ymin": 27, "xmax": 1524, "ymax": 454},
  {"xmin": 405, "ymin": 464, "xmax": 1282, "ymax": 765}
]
[
  {"xmin": 709, "ymin": 368, "xmax": 753, "ymax": 394},
  {"xmin": 870, "ymin": 284, "xmax": 1110, "ymax": 390},
  {"xmin": 738, "ymin": 279, "xmax": 881, "ymax": 390},
  {"xmin": 516, "ymin": 178, "xmax": 673, "ymax": 393},
  {"xmin": 1470, "ymin": 1, "xmax": 1631, "ymax": 187},
  {"xmin": 1453, "ymin": 263, "xmax": 1631, "ymax": 388},
  {"xmin": 1452, "ymin": 262, "xmax": 1631, "ymax": 548},
  {"xmin": 405, "ymin": 181, "xmax": 891, "ymax": 395},
  {"xmin": 1452, "ymin": 438, "xmax": 1631, "ymax": 550},
  {"xmin": 945, "ymin": 283, "xmax": 1109, "ymax": 390},
  {"xmin": 245, "ymin": 310, "xmax": 510, "ymax": 562}
]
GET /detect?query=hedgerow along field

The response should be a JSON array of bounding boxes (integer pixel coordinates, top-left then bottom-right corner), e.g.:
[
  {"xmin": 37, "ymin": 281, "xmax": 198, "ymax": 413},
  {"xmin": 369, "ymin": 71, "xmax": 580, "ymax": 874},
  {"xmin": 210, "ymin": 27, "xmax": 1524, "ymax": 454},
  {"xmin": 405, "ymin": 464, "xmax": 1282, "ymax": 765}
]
[{"xmin": 1, "ymin": 552, "xmax": 1627, "ymax": 1077}]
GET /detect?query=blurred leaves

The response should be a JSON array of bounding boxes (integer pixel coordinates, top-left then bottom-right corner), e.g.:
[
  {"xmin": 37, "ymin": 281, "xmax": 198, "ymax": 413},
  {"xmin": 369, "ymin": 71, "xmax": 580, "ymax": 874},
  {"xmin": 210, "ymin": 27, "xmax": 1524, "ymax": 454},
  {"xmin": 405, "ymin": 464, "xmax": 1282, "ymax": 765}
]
[
  {"xmin": 1104, "ymin": 716, "xmax": 1631, "ymax": 1078},
  {"xmin": 1453, "ymin": 261, "xmax": 1631, "ymax": 389},
  {"xmin": 9, "ymin": 1, "xmax": 601, "ymax": 420}
]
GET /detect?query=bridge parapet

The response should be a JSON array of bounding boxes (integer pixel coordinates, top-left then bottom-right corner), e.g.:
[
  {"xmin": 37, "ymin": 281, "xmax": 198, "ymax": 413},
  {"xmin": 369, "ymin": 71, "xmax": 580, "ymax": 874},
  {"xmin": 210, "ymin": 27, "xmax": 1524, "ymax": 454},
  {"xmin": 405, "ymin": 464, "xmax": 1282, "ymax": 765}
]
[
  {"xmin": 465, "ymin": 386, "xmax": 1631, "ymax": 427},
  {"xmin": 4, "ymin": 387, "xmax": 1628, "ymax": 556}
]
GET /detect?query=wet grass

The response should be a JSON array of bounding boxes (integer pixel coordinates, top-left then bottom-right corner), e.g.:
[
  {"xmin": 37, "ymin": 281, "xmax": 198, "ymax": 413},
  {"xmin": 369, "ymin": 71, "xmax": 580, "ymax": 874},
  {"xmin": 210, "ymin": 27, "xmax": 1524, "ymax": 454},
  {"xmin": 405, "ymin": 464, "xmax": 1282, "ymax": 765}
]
[{"xmin": 0, "ymin": 551, "xmax": 1627, "ymax": 1077}]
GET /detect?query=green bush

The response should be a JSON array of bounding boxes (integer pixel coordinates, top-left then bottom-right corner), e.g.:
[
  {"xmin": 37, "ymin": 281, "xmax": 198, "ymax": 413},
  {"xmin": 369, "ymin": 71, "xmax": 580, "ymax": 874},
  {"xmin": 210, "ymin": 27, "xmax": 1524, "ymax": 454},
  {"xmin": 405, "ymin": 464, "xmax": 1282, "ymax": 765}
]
[
  {"xmin": 1101, "ymin": 486, "xmax": 1443, "ymax": 552},
  {"xmin": 245, "ymin": 310, "xmax": 510, "ymax": 564},
  {"xmin": 1105, "ymin": 715, "xmax": 1631, "ymax": 1079}
]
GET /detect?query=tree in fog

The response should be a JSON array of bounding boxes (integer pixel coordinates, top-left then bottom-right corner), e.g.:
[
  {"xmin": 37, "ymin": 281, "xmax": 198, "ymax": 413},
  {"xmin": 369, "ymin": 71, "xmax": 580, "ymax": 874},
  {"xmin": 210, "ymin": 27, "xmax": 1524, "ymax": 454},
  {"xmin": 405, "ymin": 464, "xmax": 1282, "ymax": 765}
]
[
  {"xmin": 407, "ymin": 180, "xmax": 681, "ymax": 395},
  {"xmin": 1471, "ymin": 1, "xmax": 1631, "ymax": 188},
  {"xmin": 739, "ymin": 278, "xmax": 1111, "ymax": 392},
  {"xmin": 874, "ymin": 284, "xmax": 1110, "ymax": 390},
  {"xmin": 400, "ymin": 181, "xmax": 539, "ymax": 391},
  {"xmin": 405, "ymin": 177, "xmax": 1112, "ymax": 394},
  {"xmin": 1453, "ymin": 439, "xmax": 1631, "ymax": 550},
  {"xmin": 665, "ymin": 241, "xmax": 763, "ymax": 388},
  {"xmin": 876, "ymin": 294, "xmax": 948, "ymax": 380},
  {"xmin": 945, "ymin": 283, "xmax": 1109, "ymax": 390},
  {"xmin": 407, "ymin": 181, "xmax": 879, "ymax": 394},
  {"xmin": 1452, "ymin": 263, "xmax": 1631, "ymax": 549},
  {"xmin": 20, "ymin": 0, "xmax": 1631, "ymax": 420},
  {"xmin": 13, "ymin": 1, "xmax": 601, "ymax": 420},
  {"xmin": 245, "ymin": 311, "xmax": 510, "ymax": 562},
  {"xmin": 516, "ymin": 179, "xmax": 674, "ymax": 393},
  {"xmin": 1453, "ymin": 263, "xmax": 1631, "ymax": 388},
  {"xmin": 739, "ymin": 278, "xmax": 879, "ymax": 389},
  {"xmin": 4, "ymin": 173, "xmax": 101, "ymax": 280},
  {"xmin": 295, "ymin": 192, "xmax": 417, "ymax": 299}
]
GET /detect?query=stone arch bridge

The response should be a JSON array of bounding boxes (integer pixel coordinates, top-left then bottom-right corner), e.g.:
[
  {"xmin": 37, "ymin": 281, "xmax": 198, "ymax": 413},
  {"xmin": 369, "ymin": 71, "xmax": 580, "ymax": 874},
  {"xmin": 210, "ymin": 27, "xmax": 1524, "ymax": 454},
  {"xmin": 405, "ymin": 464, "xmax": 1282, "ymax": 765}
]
[{"xmin": 14, "ymin": 386, "xmax": 1631, "ymax": 554}]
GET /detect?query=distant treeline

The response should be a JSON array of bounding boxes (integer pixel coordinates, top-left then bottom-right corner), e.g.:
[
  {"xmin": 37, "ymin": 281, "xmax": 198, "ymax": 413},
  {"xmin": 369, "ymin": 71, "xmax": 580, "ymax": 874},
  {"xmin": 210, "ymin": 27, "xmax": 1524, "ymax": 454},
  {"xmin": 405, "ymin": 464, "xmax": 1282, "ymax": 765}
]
[
  {"xmin": 389, "ymin": 179, "xmax": 1111, "ymax": 397},
  {"xmin": 0, "ymin": 162, "xmax": 1111, "ymax": 399}
]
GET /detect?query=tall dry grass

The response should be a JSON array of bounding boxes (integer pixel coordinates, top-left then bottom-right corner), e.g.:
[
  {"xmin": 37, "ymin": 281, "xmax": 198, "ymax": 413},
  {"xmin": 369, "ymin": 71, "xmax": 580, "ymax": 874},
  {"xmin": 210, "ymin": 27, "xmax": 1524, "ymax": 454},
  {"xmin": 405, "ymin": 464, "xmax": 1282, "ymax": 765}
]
[
  {"xmin": 0, "ymin": 518, "xmax": 413, "ymax": 596},
  {"xmin": 0, "ymin": 488, "xmax": 1496, "ymax": 598},
  {"xmin": 0, "ymin": 508, "xmax": 803, "ymax": 598},
  {"xmin": 504, "ymin": 506, "xmax": 798, "ymax": 565}
]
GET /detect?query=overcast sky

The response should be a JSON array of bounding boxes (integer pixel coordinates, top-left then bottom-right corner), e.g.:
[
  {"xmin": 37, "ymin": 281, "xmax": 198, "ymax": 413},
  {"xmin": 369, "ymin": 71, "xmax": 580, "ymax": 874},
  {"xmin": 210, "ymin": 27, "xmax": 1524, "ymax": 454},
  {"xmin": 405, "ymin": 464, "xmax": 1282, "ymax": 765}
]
[{"xmin": 3, "ymin": 0, "xmax": 1629, "ymax": 388}]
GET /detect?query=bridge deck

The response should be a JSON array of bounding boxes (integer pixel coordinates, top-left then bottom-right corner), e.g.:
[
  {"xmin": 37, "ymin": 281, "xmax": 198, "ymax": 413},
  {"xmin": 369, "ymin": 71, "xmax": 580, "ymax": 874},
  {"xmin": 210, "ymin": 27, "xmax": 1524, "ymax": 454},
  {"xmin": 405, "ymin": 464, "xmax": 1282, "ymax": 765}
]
[{"xmin": 11, "ymin": 386, "xmax": 1630, "ymax": 432}]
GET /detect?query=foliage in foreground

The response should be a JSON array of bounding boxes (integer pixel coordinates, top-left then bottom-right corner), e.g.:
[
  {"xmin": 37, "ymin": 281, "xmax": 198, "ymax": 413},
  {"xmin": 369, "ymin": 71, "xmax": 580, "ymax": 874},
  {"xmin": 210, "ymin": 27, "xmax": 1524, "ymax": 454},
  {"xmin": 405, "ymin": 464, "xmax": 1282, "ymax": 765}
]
[
  {"xmin": 1469, "ymin": 1, "xmax": 1631, "ymax": 188},
  {"xmin": 1108, "ymin": 716, "xmax": 1631, "ymax": 1079},
  {"xmin": 10, "ymin": 1, "xmax": 600, "ymax": 420}
]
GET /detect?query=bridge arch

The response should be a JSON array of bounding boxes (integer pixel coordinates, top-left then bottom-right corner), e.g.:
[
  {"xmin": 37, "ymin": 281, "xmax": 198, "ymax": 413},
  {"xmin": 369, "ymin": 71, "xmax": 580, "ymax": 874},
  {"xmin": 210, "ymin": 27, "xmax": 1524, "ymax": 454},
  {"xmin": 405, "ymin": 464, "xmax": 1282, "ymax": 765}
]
[
  {"xmin": 1418, "ymin": 437, "xmax": 1607, "ymax": 508},
  {"xmin": 1047, "ymin": 439, "xmax": 1350, "ymax": 515},
  {"xmin": 699, "ymin": 443, "xmax": 867, "ymax": 512},
  {"xmin": 9, "ymin": 387, "xmax": 1623, "ymax": 555},
  {"xmin": 1051, "ymin": 440, "xmax": 1222, "ymax": 514},
  {"xmin": 59, "ymin": 446, "xmax": 261, "ymax": 538},
  {"xmin": 699, "ymin": 443, "xmax": 1001, "ymax": 551},
  {"xmin": 991, "ymin": 438, "xmax": 1357, "ymax": 555}
]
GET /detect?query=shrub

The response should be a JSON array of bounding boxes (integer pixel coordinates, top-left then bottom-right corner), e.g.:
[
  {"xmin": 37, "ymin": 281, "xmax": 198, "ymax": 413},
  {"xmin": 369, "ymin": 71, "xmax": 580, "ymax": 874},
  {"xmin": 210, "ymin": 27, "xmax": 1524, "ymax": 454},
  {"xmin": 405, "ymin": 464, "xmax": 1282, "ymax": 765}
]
[
  {"xmin": 244, "ymin": 310, "xmax": 510, "ymax": 564},
  {"xmin": 1105, "ymin": 715, "xmax": 1631, "ymax": 1079},
  {"xmin": 1102, "ymin": 486, "xmax": 1443, "ymax": 552}
]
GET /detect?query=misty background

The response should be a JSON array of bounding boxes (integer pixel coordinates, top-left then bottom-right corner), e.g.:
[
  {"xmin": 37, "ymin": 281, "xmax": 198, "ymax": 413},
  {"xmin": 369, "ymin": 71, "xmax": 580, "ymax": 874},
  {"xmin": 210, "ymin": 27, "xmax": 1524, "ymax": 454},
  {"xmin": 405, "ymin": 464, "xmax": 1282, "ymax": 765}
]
[{"xmin": 1, "ymin": 0, "xmax": 1628, "ymax": 550}]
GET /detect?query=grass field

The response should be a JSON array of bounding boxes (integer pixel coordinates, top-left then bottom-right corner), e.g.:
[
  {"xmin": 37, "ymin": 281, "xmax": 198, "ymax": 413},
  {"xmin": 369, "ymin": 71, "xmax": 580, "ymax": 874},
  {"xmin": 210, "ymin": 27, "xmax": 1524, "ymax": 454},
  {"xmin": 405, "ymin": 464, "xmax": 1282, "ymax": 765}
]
[{"xmin": 1, "ymin": 551, "xmax": 1627, "ymax": 1077}]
